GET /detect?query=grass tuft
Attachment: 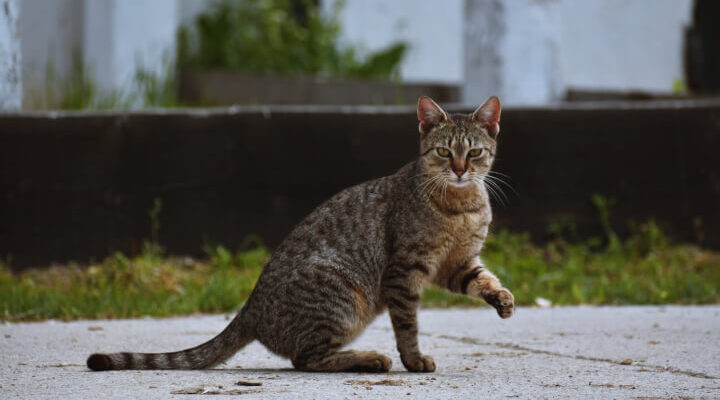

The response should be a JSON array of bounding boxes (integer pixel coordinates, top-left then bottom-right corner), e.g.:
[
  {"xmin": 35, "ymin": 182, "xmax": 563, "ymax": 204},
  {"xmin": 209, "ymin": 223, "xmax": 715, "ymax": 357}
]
[{"xmin": 2, "ymin": 222, "xmax": 719, "ymax": 321}]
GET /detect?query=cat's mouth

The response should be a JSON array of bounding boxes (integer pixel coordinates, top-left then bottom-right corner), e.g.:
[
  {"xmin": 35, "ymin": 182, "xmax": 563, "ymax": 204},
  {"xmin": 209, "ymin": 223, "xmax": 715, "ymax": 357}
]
[{"xmin": 447, "ymin": 177, "xmax": 475, "ymax": 188}]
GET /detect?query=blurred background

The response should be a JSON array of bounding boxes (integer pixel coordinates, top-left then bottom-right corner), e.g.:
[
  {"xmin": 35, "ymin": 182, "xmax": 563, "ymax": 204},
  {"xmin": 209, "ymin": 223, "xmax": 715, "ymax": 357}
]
[
  {"xmin": 1, "ymin": 0, "xmax": 717, "ymax": 109},
  {"xmin": 0, "ymin": 0, "xmax": 719, "ymax": 319}
]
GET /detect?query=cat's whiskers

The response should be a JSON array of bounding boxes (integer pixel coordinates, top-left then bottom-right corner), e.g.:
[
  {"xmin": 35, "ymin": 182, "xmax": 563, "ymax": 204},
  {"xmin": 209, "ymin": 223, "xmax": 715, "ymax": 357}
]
[
  {"xmin": 414, "ymin": 174, "xmax": 438, "ymax": 192},
  {"xmin": 469, "ymin": 173, "xmax": 491, "ymax": 200},
  {"xmin": 487, "ymin": 170, "xmax": 511, "ymax": 178},
  {"xmin": 486, "ymin": 171, "xmax": 518, "ymax": 197},
  {"xmin": 477, "ymin": 173, "xmax": 508, "ymax": 206},
  {"xmin": 485, "ymin": 177, "xmax": 509, "ymax": 203},
  {"xmin": 415, "ymin": 175, "xmax": 443, "ymax": 199},
  {"xmin": 415, "ymin": 174, "xmax": 444, "ymax": 201},
  {"xmin": 429, "ymin": 177, "xmax": 446, "ymax": 201},
  {"xmin": 485, "ymin": 175, "xmax": 513, "ymax": 203},
  {"xmin": 441, "ymin": 176, "xmax": 449, "ymax": 204},
  {"xmin": 411, "ymin": 171, "xmax": 433, "ymax": 178}
]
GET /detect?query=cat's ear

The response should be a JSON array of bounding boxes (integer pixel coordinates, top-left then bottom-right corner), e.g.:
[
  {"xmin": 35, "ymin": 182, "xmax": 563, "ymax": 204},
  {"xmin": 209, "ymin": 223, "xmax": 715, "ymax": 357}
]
[
  {"xmin": 471, "ymin": 96, "xmax": 501, "ymax": 138},
  {"xmin": 417, "ymin": 96, "xmax": 449, "ymax": 135}
]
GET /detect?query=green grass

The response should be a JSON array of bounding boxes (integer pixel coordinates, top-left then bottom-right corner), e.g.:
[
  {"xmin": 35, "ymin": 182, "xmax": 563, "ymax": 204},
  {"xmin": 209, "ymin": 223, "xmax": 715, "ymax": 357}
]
[
  {"xmin": 26, "ymin": 51, "xmax": 182, "ymax": 111},
  {"xmin": 2, "ymin": 222, "xmax": 719, "ymax": 321}
]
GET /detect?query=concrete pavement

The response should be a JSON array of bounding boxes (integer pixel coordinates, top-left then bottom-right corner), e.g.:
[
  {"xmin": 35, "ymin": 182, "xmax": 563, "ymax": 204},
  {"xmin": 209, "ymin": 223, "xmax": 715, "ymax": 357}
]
[{"xmin": 1, "ymin": 306, "xmax": 719, "ymax": 399}]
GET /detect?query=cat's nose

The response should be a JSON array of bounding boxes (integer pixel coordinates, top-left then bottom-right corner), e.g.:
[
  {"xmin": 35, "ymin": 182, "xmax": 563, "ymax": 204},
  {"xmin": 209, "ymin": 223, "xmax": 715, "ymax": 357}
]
[{"xmin": 452, "ymin": 159, "xmax": 466, "ymax": 178}]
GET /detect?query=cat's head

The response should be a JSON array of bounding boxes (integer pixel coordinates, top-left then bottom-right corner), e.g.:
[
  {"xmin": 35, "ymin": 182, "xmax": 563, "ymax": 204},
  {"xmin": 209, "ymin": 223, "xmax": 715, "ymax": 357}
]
[{"xmin": 416, "ymin": 96, "xmax": 501, "ymax": 191}]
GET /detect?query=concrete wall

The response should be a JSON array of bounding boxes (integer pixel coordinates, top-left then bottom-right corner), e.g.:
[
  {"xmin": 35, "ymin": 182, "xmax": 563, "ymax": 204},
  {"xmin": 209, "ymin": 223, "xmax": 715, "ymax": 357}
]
[
  {"xmin": 19, "ymin": 0, "xmax": 177, "ymax": 100},
  {"xmin": 554, "ymin": 0, "xmax": 692, "ymax": 94},
  {"xmin": 83, "ymin": 0, "xmax": 177, "ymax": 92},
  {"xmin": 0, "ymin": 0, "xmax": 21, "ymax": 111},
  {"xmin": 324, "ymin": 0, "xmax": 465, "ymax": 85},
  {"xmin": 2, "ymin": 101, "xmax": 719, "ymax": 268},
  {"xmin": 18, "ymin": 0, "xmax": 83, "ymax": 94},
  {"xmin": 464, "ymin": 0, "xmax": 694, "ymax": 105}
]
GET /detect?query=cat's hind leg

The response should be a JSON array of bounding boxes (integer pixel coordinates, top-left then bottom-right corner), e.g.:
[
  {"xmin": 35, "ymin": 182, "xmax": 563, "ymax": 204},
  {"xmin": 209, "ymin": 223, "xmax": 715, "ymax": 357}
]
[
  {"xmin": 292, "ymin": 350, "xmax": 392, "ymax": 372},
  {"xmin": 282, "ymin": 271, "xmax": 392, "ymax": 372}
]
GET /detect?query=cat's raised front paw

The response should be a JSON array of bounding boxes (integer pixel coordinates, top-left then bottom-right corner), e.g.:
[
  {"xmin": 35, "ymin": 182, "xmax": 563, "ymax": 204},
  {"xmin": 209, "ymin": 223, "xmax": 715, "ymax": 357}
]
[
  {"xmin": 401, "ymin": 354, "xmax": 436, "ymax": 373},
  {"xmin": 485, "ymin": 288, "xmax": 514, "ymax": 319}
]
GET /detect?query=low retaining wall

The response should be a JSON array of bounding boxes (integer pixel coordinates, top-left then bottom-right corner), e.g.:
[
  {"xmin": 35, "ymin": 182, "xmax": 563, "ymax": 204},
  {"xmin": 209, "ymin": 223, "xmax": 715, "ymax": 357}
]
[
  {"xmin": 179, "ymin": 71, "xmax": 460, "ymax": 105},
  {"xmin": 2, "ymin": 100, "xmax": 719, "ymax": 268}
]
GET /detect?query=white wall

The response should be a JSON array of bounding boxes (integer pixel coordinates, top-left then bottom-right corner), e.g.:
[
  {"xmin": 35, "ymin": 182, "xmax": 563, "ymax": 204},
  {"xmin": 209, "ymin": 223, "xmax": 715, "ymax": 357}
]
[
  {"xmin": 20, "ymin": 0, "xmax": 177, "ymax": 99},
  {"xmin": 18, "ymin": 0, "xmax": 82, "ymax": 92},
  {"xmin": 0, "ymin": 0, "xmax": 21, "ymax": 111},
  {"xmin": 464, "ymin": 0, "xmax": 694, "ymax": 105},
  {"xmin": 325, "ymin": 0, "xmax": 465, "ymax": 85},
  {"xmin": 499, "ymin": 0, "xmax": 563, "ymax": 105},
  {"xmin": 84, "ymin": 0, "xmax": 178, "ymax": 93},
  {"xmin": 15, "ymin": 0, "xmax": 696, "ymax": 108},
  {"xmin": 179, "ymin": 0, "xmax": 216, "ymax": 27},
  {"xmin": 552, "ymin": 0, "xmax": 692, "ymax": 93}
]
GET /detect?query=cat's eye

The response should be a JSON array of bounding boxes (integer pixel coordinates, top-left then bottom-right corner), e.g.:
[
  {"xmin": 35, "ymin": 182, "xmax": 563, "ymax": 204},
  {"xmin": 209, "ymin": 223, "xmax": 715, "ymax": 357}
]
[
  {"xmin": 436, "ymin": 148, "xmax": 451, "ymax": 157},
  {"xmin": 468, "ymin": 148, "xmax": 483, "ymax": 157}
]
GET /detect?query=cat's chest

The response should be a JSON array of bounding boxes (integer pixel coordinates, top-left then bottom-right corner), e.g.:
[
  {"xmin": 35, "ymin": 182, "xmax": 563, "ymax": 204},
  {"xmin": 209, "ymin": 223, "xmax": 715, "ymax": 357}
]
[{"xmin": 434, "ymin": 211, "xmax": 490, "ymax": 268}]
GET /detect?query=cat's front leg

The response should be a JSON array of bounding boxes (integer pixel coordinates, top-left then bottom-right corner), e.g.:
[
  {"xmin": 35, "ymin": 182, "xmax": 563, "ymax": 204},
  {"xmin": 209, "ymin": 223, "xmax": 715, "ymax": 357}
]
[
  {"xmin": 446, "ymin": 256, "xmax": 514, "ymax": 318},
  {"xmin": 382, "ymin": 264, "xmax": 436, "ymax": 372}
]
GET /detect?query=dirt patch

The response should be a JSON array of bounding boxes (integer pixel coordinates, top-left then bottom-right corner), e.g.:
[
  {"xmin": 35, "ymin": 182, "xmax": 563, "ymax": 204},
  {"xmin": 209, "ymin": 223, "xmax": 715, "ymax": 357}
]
[
  {"xmin": 589, "ymin": 382, "xmax": 637, "ymax": 389},
  {"xmin": 35, "ymin": 363, "xmax": 84, "ymax": 368},
  {"xmin": 633, "ymin": 397, "xmax": 695, "ymax": 400},
  {"xmin": 171, "ymin": 386, "xmax": 261, "ymax": 395},
  {"xmin": 345, "ymin": 379, "xmax": 407, "ymax": 386},
  {"xmin": 345, "ymin": 379, "xmax": 407, "ymax": 390}
]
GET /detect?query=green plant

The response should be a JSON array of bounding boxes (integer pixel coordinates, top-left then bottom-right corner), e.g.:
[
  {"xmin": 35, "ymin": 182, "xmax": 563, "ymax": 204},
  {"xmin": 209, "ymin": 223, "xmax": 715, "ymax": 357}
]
[
  {"xmin": 26, "ymin": 51, "xmax": 182, "ymax": 111},
  {"xmin": 145, "ymin": 198, "xmax": 164, "ymax": 258},
  {"xmin": 546, "ymin": 215, "xmax": 578, "ymax": 242},
  {"xmin": 133, "ymin": 53, "xmax": 183, "ymax": 108},
  {"xmin": 592, "ymin": 193, "xmax": 621, "ymax": 249},
  {"xmin": 25, "ymin": 52, "xmax": 130, "ymax": 110},
  {"xmin": 0, "ymin": 244, "xmax": 267, "ymax": 321},
  {"xmin": 177, "ymin": 0, "xmax": 408, "ymax": 80},
  {"xmin": 672, "ymin": 78, "xmax": 687, "ymax": 94}
]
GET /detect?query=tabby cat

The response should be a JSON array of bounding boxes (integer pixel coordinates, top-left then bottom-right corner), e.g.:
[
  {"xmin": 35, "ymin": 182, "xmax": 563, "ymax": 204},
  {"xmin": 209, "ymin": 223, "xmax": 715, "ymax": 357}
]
[{"xmin": 87, "ymin": 96, "xmax": 514, "ymax": 373}]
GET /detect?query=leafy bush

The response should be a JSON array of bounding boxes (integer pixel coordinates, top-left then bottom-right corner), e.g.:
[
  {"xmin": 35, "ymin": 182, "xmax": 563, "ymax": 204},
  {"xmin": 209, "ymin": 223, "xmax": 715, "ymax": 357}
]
[{"xmin": 177, "ymin": 0, "xmax": 408, "ymax": 80}]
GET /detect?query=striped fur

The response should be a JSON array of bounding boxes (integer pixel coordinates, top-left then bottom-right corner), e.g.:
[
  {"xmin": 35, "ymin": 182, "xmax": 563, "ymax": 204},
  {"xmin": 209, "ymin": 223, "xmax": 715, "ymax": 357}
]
[
  {"xmin": 86, "ymin": 96, "xmax": 514, "ymax": 372},
  {"xmin": 87, "ymin": 312, "xmax": 252, "ymax": 370}
]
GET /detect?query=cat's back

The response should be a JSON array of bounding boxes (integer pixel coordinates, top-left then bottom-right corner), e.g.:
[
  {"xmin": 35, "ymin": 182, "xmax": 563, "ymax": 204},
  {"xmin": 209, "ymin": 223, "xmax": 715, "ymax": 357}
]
[{"xmin": 256, "ymin": 163, "xmax": 413, "ymax": 283}]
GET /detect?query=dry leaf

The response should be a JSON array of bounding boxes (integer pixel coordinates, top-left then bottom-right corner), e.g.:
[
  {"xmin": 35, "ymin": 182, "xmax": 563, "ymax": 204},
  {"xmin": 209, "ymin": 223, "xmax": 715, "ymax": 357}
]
[{"xmin": 235, "ymin": 381, "xmax": 262, "ymax": 387}]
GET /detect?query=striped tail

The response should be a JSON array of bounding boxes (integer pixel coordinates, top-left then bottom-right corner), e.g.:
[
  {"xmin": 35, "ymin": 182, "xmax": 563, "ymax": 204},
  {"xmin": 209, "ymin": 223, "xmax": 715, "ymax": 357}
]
[{"xmin": 86, "ymin": 312, "xmax": 252, "ymax": 371}]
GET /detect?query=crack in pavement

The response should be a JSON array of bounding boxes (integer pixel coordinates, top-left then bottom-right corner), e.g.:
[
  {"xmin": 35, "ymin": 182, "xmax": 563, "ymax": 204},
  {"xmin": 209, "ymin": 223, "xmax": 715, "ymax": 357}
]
[
  {"xmin": 369, "ymin": 326, "xmax": 716, "ymax": 380},
  {"xmin": 424, "ymin": 331, "xmax": 717, "ymax": 380}
]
